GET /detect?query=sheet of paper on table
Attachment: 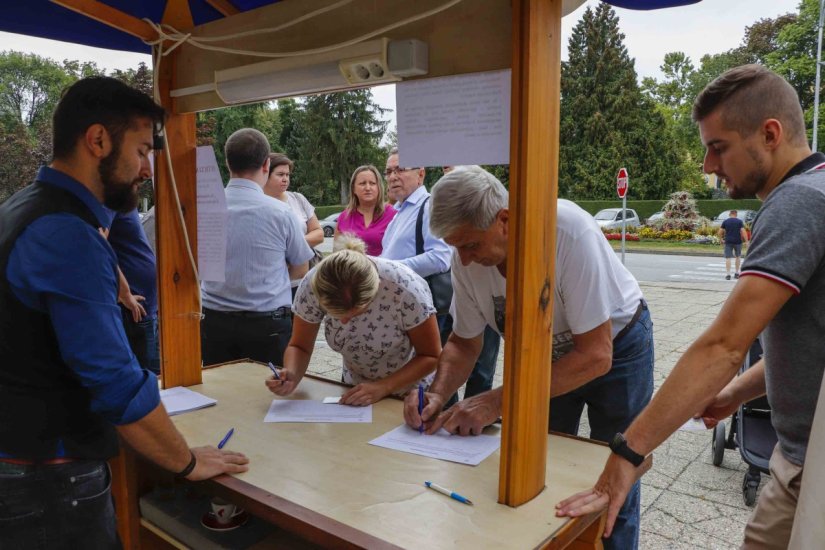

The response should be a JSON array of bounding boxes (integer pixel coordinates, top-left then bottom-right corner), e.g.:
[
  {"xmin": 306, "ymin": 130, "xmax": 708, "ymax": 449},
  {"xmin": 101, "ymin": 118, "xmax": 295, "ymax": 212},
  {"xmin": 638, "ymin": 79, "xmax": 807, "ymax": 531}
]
[
  {"xmin": 369, "ymin": 424, "xmax": 501, "ymax": 466},
  {"xmin": 679, "ymin": 417, "xmax": 709, "ymax": 432},
  {"xmin": 264, "ymin": 399, "xmax": 372, "ymax": 423},
  {"xmin": 160, "ymin": 386, "xmax": 217, "ymax": 416}
]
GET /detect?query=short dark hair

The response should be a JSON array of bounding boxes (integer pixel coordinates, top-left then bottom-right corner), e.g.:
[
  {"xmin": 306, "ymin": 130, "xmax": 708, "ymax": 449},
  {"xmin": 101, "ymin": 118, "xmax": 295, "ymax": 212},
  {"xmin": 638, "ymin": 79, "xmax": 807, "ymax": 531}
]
[
  {"xmin": 268, "ymin": 153, "xmax": 294, "ymax": 174},
  {"xmin": 225, "ymin": 128, "xmax": 270, "ymax": 174},
  {"xmin": 692, "ymin": 64, "xmax": 806, "ymax": 146},
  {"xmin": 52, "ymin": 76, "xmax": 165, "ymax": 160}
]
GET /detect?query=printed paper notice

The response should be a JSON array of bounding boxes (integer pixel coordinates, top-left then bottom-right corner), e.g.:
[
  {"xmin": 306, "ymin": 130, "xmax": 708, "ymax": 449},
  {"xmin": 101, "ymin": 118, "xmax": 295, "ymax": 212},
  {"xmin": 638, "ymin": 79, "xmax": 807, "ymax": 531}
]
[
  {"xmin": 396, "ymin": 69, "xmax": 511, "ymax": 168},
  {"xmin": 369, "ymin": 424, "xmax": 500, "ymax": 466},
  {"xmin": 196, "ymin": 146, "xmax": 227, "ymax": 282},
  {"xmin": 264, "ymin": 400, "xmax": 372, "ymax": 423},
  {"xmin": 160, "ymin": 387, "xmax": 217, "ymax": 416}
]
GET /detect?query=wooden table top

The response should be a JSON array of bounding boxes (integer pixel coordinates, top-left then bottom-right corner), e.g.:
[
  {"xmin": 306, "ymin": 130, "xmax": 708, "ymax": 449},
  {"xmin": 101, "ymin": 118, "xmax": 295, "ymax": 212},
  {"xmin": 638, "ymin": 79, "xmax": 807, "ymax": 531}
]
[{"xmin": 169, "ymin": 361, "xmax": 609, "ymax": 549}]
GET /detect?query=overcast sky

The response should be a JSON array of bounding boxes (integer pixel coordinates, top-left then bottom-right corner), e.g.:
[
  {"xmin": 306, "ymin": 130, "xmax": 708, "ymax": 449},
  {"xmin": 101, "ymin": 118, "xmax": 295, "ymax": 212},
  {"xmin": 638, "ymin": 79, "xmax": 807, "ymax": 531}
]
[{"xmin": 0, "ymin": 0, "xmax": 804, "ymax": 130}]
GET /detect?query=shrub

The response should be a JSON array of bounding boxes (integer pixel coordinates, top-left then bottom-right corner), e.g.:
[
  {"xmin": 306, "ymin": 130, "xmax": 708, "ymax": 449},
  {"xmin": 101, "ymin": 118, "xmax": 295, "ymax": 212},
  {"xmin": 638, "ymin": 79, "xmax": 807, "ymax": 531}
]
[{"xmin": 659, "ymin": 229, "xmax": 693, "ymax": 241}]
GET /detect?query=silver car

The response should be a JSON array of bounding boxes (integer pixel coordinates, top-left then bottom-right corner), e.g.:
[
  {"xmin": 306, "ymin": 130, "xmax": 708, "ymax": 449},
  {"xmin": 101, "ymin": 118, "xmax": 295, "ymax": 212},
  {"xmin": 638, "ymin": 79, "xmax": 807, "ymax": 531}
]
[
  {"xmin": 320, "ymin": 212, "xmax": 340, "ymax": 237},
  {"xmin": 593, "ymin": 208, "xmax": 641, "ymax": 230}
]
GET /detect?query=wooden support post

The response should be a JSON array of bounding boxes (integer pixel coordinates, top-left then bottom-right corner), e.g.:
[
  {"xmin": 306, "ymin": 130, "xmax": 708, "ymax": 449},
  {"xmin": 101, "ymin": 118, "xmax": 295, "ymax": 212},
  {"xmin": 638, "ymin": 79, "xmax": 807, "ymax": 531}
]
[
  {"xmin": 499, "ymin": 0, "xmax": 562, "ymax": 506},
  {"xmin": 155, "ymin": 1, "xmax": 202, "ymax": 388}
]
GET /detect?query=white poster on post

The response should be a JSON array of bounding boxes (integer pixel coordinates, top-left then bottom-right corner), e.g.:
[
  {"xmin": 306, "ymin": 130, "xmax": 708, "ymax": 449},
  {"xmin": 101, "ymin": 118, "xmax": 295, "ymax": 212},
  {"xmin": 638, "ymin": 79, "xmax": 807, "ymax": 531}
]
[
  {"xmin": 196, "ymin": 146, "xmax": 227, "ymax": 282},
  {"xmin": 396, "ymin": 69, "xmax": 511, "ymax": 168}
]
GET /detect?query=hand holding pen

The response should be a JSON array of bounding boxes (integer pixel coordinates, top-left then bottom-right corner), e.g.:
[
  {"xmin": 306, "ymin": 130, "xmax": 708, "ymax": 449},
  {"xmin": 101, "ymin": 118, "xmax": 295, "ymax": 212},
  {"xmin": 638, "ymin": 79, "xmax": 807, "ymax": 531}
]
[{"xmin": 264, "ymin": 362, "xmax": 299, "ymax": 396}]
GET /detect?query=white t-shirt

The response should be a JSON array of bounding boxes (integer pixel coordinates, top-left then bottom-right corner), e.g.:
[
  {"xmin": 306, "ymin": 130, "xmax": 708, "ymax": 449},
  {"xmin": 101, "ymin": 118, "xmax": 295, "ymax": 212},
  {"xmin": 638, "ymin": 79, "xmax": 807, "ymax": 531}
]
[
  {"xmin": 450, "ymin": 199, "xmax": 643, "ymax": 360},
  {"xmin": 293, "ymin": 257, "xmax": 437, "ymax": 395},
  {"xmin": 285, "ymin": 191, "xmax": 315, "ymax": 235}
]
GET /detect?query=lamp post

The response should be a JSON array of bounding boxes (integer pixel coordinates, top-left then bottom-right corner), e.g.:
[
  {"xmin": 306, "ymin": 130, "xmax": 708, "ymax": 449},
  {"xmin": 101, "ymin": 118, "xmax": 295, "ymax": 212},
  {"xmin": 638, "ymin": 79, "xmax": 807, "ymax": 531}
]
[{"xmin": 813, "ymin": 0, "xmax": 825, "ymax": 151}]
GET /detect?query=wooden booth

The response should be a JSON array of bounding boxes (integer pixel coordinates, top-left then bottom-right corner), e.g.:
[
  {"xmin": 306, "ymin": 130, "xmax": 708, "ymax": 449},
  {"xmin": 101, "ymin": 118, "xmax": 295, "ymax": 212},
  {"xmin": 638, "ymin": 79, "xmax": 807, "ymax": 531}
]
[{"xmin": 3, "ymin": 0, "xmax": 694, "ymax": 547}]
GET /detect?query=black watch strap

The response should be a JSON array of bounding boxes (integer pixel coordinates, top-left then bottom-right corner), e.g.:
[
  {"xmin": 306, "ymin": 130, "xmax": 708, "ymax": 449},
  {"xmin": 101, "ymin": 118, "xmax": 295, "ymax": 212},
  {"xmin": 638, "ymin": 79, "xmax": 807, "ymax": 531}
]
[
  {"xmin": 609, "ymin": 433, "xmax": 645, "ymax": 467},
  {"xmin": 175, "ymin": 451, "xmax": 197, "ymax": 478}
]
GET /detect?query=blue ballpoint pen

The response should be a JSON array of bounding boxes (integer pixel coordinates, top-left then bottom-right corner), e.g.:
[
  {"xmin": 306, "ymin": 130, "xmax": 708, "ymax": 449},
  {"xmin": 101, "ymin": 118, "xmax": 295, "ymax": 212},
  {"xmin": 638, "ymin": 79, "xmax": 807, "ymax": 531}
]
[
  {"xmin": 424, "ymin": 481, "xmax": 473, "ymax": 505},
  {"xmin": 217, "ymin": 427, "xmax": 234, "ymax": 449},
  {"xmin": 267, "ymin": 361, "xmax": 281, "ymax": 380},
  {"xmin": 417, "ymin": 384, "xmax": 425, "ymax": 434}
]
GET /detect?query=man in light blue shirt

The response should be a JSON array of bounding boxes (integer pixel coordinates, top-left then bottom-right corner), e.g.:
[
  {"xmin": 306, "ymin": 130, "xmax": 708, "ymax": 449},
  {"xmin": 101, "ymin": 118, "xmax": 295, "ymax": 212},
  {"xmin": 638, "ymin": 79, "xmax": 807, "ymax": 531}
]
[
  {"xmin": 380, "ymin": 148, "xmax": 451, "ymax": 277},
  {"xmin": 201, "ymin": 128, "xmax": 313, "ymax": 366}
]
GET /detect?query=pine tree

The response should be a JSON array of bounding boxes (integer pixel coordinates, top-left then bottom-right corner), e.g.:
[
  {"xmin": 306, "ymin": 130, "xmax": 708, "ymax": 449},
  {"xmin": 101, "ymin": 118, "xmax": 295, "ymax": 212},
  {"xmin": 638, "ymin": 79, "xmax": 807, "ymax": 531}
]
[{"xmin": 559, "ymin": 4, "xmax": 689, "ymax": 200}]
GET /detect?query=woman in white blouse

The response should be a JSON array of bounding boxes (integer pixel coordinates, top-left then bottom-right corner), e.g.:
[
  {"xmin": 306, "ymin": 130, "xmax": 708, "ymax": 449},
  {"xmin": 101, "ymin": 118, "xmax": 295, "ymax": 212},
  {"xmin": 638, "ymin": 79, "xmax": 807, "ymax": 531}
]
[
  {"xmin": 265, "ymin": 236, "xmax": 441, "ymax": 406},
  {"xmin": 264, "ymin": 153, "xmax": 324, "ymax": 248}
]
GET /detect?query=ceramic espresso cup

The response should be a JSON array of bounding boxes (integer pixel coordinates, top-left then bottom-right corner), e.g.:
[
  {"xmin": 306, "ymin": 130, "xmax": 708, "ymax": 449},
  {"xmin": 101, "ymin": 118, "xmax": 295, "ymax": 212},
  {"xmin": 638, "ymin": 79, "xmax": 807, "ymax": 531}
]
[{"xmin": 210, "ymin": 497, "xmax": 237, "ymax": 525}]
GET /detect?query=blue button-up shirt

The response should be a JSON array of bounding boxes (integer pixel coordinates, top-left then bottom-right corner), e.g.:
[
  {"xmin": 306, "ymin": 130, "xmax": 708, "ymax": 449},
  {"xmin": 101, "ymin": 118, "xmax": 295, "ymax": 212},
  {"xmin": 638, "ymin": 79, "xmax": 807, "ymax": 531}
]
[
  {"xmin": 6, "ymin": 167, "xmax": 160, "ymax": 428},
  {"xmin": 380, "ymin": 185, "xmax": 451, "ymax": 277},
  {"xmin": 201, "ymin": 178, "xmax": 314, "ymax": 312}
]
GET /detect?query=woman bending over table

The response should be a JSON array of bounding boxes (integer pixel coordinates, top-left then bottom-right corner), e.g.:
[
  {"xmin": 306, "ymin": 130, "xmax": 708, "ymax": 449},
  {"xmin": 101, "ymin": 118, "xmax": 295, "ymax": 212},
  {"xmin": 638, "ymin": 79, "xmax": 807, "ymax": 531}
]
[{"xmin": 266, "ymin": 236, "xmax": 441, "ymax": 406}]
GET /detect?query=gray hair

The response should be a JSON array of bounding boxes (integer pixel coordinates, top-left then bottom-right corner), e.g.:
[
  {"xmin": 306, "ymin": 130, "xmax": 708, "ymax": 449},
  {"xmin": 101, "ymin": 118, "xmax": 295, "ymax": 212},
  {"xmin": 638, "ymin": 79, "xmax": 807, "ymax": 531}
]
[{"xmin": 429, "ymin": 165, "xmax": 508, "ymax": 239}]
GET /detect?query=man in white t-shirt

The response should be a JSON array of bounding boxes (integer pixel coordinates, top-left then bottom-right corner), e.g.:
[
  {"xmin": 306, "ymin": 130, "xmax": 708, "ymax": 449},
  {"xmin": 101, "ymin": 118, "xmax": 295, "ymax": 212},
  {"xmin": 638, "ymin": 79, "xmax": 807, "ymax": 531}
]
[{"xmin": 403, "ymin": 166, "xmax": 653, "ymax": 550}]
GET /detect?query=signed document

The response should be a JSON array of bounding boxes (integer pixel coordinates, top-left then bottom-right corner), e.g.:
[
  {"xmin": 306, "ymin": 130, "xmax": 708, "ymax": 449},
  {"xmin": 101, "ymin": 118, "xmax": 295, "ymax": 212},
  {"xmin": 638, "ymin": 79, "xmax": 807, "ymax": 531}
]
[
  {"xmin": 264, "ymin": 399, "xmax": 372, "ymax": 423},
  {"xmin": 369, "ymin": 424, "xmax": 501, "ymax": 466}
]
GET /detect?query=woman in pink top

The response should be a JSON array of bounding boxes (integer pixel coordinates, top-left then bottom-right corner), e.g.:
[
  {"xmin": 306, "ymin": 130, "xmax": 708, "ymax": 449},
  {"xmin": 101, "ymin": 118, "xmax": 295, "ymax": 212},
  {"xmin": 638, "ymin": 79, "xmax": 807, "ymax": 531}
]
[{"xmin": 334, "ymin": 165, "xmax": 396, "ymax": 256}]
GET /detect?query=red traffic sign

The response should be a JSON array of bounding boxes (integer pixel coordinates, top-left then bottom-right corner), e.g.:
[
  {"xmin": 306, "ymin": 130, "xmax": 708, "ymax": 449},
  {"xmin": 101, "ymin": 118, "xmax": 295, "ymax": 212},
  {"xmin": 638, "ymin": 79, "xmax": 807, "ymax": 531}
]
[{"xmin": 616, "ymin": 168, "xmax": 629, "ymax": 199}]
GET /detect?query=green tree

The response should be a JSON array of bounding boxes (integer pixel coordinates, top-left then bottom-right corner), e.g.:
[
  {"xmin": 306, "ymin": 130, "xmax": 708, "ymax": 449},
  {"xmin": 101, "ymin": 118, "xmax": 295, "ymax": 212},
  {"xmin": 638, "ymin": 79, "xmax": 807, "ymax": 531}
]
[
  {"xmin": 559, "ymin": 4, "xmax": 692, "ymax": 200},
  {"xmin": 291, "ymin": 90, "xmax": 387, "ymax": 205},
  {"xmin": 0, "ymin": 51, "xmax": 74, "ymax": 130}
]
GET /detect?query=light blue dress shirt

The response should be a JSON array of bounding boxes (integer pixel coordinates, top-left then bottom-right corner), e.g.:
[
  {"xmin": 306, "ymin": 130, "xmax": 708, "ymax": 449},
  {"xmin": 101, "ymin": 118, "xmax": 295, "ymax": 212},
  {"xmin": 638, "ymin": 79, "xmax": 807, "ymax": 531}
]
[
  {"xmin": 201, "ymin": 178, "xmax": 314, "ymax": 312},
  {"xmin": 380, "ymin": 185, "xmax": 451, "ymax": 277}
]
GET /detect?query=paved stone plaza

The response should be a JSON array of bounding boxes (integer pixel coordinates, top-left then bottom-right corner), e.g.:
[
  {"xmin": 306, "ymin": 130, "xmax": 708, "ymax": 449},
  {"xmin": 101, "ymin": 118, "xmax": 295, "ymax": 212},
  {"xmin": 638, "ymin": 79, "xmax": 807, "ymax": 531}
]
[{"xmin": 306, "ymin": 280, "xmax": 761, "ymax": 549}]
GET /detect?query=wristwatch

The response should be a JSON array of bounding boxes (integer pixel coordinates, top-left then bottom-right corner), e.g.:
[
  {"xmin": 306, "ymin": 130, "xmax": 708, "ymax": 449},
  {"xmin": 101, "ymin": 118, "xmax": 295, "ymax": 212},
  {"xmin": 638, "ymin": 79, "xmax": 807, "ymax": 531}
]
[{"xmin": 609, "ymin": 433, "xmax": 645, "ymax": 467}]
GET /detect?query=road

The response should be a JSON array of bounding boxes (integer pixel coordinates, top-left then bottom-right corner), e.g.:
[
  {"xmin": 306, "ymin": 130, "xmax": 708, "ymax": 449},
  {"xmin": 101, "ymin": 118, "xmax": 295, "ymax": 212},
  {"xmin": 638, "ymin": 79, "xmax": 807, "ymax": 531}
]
[{"xmin": 321, "ymin": 237, "xmax": 732, "ymax": 284}]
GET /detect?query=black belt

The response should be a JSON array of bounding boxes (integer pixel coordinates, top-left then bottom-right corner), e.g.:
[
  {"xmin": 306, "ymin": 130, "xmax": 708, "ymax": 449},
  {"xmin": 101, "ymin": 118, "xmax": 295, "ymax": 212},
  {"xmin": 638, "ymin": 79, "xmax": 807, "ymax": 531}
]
[
  {"xmin": 613, "ymin": 299, "xmax": 647, "ymax": 344},
  {"xmin": 204, "ymin": 306, "xmax": 292, "ymax": 319}
]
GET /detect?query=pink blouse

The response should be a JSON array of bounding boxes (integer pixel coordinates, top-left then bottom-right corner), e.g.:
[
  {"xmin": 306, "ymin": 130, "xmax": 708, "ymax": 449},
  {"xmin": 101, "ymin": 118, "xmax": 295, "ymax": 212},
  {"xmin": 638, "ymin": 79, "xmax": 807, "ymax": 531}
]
[{"xmin": 336, "ymin": 205, "xmax": 397, "ymax": 256}]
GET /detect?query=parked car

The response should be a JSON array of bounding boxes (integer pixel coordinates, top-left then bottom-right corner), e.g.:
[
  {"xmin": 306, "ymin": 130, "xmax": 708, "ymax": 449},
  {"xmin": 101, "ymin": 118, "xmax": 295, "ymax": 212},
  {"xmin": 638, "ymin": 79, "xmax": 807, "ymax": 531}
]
[
  {"xmin": 646, "ymin": 210, "xmax": 665, "ymax": 225},
  {"xmin": 593, "ymin": 208, "xmax": 641, "ymax": 230},
  {"xmin": 320, "ymin": 212, "xmax": 340, "ymax": 237},
  {"xmin": 710, "ymin": 209, "xmax": 758, "ymax": 228}
]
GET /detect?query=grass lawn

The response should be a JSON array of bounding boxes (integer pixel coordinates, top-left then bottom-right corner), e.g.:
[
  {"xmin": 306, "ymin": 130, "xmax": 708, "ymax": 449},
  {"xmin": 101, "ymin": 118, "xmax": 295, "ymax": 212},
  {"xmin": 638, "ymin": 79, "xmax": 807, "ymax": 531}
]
[{"xmin": 607, "ymin": 239, "xmax": 733, "ymax": 256}]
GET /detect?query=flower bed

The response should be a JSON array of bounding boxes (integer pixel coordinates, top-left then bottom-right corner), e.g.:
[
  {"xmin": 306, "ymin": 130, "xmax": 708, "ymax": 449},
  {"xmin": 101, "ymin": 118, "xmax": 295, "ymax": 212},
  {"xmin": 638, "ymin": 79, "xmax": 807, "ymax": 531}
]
[{"xmin": 604, "ymin": 233, "xmax": 640, "ymax": 241}]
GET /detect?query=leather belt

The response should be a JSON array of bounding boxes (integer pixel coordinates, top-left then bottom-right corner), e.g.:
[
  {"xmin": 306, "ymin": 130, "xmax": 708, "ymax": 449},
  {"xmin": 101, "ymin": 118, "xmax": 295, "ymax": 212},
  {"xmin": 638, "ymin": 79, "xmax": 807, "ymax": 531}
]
[
  {"xmin": 205, "ymin": 306, "xmax": 291, "ymax": 319},
  {"xmin": 613, "ymin": 299, "xmax": 647, "ymax": 344},
  {"xmin": 0, "ymin": 457, "xmax": 77, "ymax": 465}
]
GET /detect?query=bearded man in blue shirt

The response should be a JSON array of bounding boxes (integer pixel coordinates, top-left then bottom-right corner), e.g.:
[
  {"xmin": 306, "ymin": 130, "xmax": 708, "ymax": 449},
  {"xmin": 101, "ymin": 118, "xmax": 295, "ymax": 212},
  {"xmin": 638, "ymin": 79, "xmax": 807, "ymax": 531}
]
[{"xmin": 0, "ymin": 77, "xmax": 248, "ymax": 548}]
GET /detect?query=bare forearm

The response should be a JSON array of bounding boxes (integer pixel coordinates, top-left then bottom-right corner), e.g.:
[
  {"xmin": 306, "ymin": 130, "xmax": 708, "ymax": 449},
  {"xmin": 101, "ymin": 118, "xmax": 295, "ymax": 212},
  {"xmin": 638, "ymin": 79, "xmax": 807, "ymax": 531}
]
[
  {"xmin": 625, "ymin": 336, "xmax": 743, "ymax": 454},
  {"xmin": 725, "ymin": 358, "xmax": 766, "ymax": 404},
  {"xmin": 305, "ymin": 228, "xmax": 324, "ymax": 248},
  {"xmin": 377, "ymin": 355, "xmax": 438, "ymax": 395},
  {"xmin": 116, "ymin": 403, "xmax": 192, "ymax": 473},
  {"xmin": 288, "ymin": 262, "xmax": 308, "ymax": 280},
  {"xmin": 429, "ymin": 335, "xmax": 480, "ymax": 398},
  {"xmin": 117, "ymin": 268, "xmax": 130, "ymax": 301},
  {"xmin": 283, "ymin": 343, "xmax": 312, "ymax": 377},
  {"xmin": 550, "ymin": 349, "xmax": 611, "ymax": 397}
]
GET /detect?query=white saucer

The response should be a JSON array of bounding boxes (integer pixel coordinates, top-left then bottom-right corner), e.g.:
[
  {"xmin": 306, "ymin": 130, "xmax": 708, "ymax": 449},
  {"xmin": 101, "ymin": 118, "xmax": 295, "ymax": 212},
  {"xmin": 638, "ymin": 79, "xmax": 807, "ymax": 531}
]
[{"xmin": 200, "ymin": 510, "xmax": 249, "ymax": 531}]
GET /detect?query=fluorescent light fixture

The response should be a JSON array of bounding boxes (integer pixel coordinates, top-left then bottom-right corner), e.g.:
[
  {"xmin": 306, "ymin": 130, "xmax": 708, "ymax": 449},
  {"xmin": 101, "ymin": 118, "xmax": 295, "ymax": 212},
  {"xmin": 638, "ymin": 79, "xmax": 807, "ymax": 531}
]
[{"xmin": 206, "ymin": 38, "xmax": 427, "ymax": 104}]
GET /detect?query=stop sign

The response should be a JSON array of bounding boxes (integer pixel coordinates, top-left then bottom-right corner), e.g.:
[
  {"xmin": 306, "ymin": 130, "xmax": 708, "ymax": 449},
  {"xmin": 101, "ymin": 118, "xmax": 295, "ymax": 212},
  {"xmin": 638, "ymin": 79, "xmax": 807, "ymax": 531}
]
[{"xmin": 616, "ymin": 168, "xmax": 629, "ymax": 198}]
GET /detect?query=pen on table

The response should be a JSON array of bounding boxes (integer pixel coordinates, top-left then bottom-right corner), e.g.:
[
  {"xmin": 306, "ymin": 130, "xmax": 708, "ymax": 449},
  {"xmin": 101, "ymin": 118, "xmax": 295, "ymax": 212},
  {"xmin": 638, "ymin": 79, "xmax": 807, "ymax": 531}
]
[
  {"xmin": 424, "ymin": 481, "xmax": 473, "ymax": 505},
  {"xmin": 417, "ymin": 384, "xmax": 425, "ymax": 434},
  {"xmin": 217, "ymin": 427, "xmax": 234, "ymax": 449},
  {"xmin": 267, "ymin": 361, "xmax": 281, "ymax": 380}
]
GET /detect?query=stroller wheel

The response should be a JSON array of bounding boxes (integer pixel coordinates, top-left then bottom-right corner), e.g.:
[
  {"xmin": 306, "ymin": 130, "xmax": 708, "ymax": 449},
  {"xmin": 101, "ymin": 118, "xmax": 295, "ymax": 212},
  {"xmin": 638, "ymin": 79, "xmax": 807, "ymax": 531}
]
[
  {"xmin": 743, "ymin": 483, "xmax": 758, "ymax": 507},
  {"xmin": 712, "ymin": 421, "xmax": 726, "ymax": 466}
]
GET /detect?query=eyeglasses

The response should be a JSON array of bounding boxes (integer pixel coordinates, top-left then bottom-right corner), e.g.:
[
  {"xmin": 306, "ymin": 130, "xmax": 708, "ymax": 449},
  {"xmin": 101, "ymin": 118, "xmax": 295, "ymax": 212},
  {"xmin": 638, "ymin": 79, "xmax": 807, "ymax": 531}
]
[{"xmin": 384, "ymin": 167, "xmax": 416, "ymax": 177}]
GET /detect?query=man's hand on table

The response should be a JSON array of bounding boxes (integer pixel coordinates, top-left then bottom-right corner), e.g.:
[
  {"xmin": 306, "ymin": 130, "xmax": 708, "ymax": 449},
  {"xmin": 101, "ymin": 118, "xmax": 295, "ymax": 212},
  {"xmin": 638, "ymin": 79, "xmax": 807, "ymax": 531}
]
[
  {"xmin": 403, "ymin": 388, "xmax": 446, "ymax": 433},
  {"xmin": 185, "ymin": 446, "xmax": 250, "ymax": 481},
  {"xmin": 555, "ymin": 453, "xmax": 650, "ymax": 538},
  {"xmin": 432, "ymin": 389, "xmax": 502, "ymax": 436}
]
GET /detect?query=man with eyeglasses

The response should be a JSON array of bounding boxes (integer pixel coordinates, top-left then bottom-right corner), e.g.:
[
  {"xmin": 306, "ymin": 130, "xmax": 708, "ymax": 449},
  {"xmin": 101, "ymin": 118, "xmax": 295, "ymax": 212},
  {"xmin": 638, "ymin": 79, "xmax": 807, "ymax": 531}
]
[{"xmin": 380, "ymin": 147, "xmax": 452, "ymax": 284}]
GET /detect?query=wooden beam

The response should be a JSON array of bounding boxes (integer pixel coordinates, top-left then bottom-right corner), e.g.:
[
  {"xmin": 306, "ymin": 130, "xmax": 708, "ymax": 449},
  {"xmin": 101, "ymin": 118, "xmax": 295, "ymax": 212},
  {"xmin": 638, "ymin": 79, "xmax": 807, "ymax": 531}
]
[
  {"xmin": 499, "ymin": 0, "xmax": 562, "ymax": 506},
  {"xmin": 51, "ymin": 0, "xmax": 156, "ymax": 41},
  {"xmin": 205, "ymin": 0, "xmax": 240, "ymax": 17},
  {"xmin": 155, "ymin": 2, "xmax": 202, "ymax": 388},
  {"xmin": 162, "ymin": 0, "xmax": 195, "ymax": 29}
]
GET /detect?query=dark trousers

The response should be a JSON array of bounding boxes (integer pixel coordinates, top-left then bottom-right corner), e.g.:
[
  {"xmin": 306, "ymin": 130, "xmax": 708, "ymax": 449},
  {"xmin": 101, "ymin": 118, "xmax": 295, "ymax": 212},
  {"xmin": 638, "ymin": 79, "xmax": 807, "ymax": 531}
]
[
  {"xmin": 549, "ymin": 306, "xmax": 654, "ymax": 550},
  {"xmin": 0, "ymin": 460, "xmax": 120, "ymax": 549},
  {"xmin": 120, "ymin": 307, "xmax": 160, "ymax": 375},
  {"xmin": 201, "ymin": 307, "xmax": 292, "ymax": 366}
]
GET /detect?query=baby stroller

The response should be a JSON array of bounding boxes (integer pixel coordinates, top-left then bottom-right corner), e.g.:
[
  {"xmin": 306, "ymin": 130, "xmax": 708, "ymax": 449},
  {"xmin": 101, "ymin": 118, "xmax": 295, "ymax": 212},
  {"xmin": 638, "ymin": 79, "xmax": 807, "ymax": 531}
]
[{"xmin": 711, "ymin": 337, "xmax": 778, "ymax": 506}]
